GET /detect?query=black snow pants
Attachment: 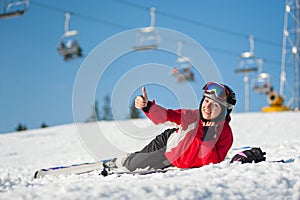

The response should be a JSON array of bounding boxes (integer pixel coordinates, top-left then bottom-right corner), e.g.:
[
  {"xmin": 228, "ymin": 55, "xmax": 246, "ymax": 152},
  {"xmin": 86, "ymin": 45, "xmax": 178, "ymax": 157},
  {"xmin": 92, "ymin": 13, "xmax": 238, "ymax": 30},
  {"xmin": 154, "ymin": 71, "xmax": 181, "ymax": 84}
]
[{"xmin": 123, "ymin": 128, "xmax": 178, "ymax": 171}]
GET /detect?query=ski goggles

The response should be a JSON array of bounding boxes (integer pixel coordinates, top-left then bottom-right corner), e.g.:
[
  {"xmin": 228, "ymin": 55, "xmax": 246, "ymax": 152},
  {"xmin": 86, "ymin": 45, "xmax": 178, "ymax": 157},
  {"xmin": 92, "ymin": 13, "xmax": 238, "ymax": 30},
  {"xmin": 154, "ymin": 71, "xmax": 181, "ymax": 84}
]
[{"xmin": 203, "ymin": 82, "xmax": 229, "ymax": 101}]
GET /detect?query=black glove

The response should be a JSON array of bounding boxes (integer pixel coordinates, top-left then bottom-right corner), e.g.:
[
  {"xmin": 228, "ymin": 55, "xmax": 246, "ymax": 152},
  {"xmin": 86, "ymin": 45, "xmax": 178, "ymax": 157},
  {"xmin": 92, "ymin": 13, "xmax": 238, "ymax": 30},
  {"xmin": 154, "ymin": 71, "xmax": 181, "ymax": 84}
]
[{"xmin": 230, "ymin": 147, "xmax": 266, "ymax": 164}]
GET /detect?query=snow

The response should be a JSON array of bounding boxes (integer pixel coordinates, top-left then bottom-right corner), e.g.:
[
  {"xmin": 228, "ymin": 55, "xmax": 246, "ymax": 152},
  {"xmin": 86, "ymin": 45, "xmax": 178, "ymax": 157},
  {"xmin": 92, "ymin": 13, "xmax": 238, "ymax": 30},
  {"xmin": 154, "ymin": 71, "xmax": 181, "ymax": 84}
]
[{"xmin": 1, "ymin": 112, "xmax": 300, "ymax": 200}]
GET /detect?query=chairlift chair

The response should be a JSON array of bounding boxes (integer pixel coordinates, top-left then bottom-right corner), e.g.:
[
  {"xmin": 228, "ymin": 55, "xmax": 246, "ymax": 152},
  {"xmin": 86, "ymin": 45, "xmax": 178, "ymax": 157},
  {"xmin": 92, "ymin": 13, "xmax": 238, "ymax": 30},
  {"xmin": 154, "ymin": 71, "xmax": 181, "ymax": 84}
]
[
  {"xmin": 236, "ymin": 55, "xmax": 260, "ymax": 75},
  {"xmin": 134, "ymin": 27, "xmax": 160, "ymax": 50},
  {"xmin": 236, "ymin": 35, "xmax": 259, "ymax": 73},
  {"xmin": 172, "ymin": 56, "xmax": 194, "ymax": 83},
  {"xmin": 0, "ymin": 0, "xmax": 29, "ymax": 19},
  {"xmin": 57, "ymin": 12, "xmax": 82, "ymax": 61},
  {"xmin": 252, "ymin": 73, "xmax": 272, "ymax": 94},
  {"xmin": 57, "ymin": 30, "xmax": 82, "ymax": 61},
  {"xmin": 133, "ymin": 7, "xmax": 160, "ymax": 51},
  {"xmin": 172, "ymin": 41, "xmax": 194, "ymax": 83}
]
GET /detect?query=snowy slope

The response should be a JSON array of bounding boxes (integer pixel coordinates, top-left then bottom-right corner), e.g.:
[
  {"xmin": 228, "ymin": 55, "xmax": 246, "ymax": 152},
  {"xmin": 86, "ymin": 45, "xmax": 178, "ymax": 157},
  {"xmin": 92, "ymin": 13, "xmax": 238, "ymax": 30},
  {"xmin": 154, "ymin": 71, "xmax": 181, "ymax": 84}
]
[{"xmin": 1, "ymin": 112, "xmax": 300, "ymax": 200}]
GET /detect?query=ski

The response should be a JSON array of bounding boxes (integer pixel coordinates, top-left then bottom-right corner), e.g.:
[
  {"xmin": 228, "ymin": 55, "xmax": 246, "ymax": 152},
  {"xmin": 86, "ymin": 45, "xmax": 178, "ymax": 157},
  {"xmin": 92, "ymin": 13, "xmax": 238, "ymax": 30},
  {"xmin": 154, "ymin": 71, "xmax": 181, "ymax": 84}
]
[
  {"xmin": 34, "ymin": 159, "xmax": 111, "ymax": 178},
  {"xmin": 33, "ymin": 160, "xmax": 180, "ymax": 178},
  {"xmin": 99, "ymin": 167, "xmax": 181, "ymax": 177},
  {"xmin": 270, "ymin": 156, "xmax": 299, "ymax": 163},
  {"xmin": 34, "ymin": 155, "xmax": 299, "ymax": 178}
]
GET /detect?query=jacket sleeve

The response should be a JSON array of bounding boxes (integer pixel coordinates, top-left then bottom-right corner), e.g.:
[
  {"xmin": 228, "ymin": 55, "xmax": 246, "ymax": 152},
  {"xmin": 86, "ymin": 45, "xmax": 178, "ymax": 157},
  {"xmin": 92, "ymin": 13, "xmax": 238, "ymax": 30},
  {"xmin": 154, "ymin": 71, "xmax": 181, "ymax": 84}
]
[
  {"xmin": 143, "ymin": 100, "xmax": 182, "ymax": 126},
  {"xmin": 215, "ymin": 123, "xmax": 233, "ymax": 162}
]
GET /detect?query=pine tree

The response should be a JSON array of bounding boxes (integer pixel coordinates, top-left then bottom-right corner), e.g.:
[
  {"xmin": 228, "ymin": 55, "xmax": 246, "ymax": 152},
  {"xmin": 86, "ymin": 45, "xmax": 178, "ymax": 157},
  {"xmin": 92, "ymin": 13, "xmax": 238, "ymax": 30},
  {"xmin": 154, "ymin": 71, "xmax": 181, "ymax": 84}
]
[
  {"xmin": 101, "ymin": 95, "xmax": 113, "ymax": 121},
  {"xmin": 16, "ymin": 123, "xmax": 27, "ymax": 132},
  {"xmin": 94, "ymin": 100, "xmax": 100, "ymax": 120},
  {"xmin": 41, "ymin": 122, "xmax": 48, "ymax": 128},
  {"xmin": 86, "ymin": 100, "xmax": 100, "ymax": 122}
]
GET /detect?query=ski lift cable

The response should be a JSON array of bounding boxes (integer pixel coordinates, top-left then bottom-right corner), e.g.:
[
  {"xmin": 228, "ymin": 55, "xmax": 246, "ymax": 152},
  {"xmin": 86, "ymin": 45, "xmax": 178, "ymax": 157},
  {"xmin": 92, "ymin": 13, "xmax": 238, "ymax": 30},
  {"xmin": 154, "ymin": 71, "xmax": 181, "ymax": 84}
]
[
  {"xmin": 29, "ymin": 1, "xmax": 281, "ymax": 66},
  {"xmin": 31, "ymin": 0, "xmax": 281, "ymax": 49},
  {"xmin": 72, "ymin": 12, "xmax": 132, "ymax": 30},
  {"xmin": 30, "ymin": 1, "xmax": 65, "ymax": 14},
  {"xmin": 158, "ymin": 31, "xmax": 282, "ymax": 66},
  {"xmin": 30, "ymin": 1, "xmax": 132, "ymax": 30},
  {"xmin": 167, "ymin": 35, "xmax": 281, "ymax": 66},
  {"xmin": 112, "ymin": 0, "xmax": 282, "ymax": 48},
  {"xmin": 157, "ymin": 10, "xmax": 282, "ymax": 48}
]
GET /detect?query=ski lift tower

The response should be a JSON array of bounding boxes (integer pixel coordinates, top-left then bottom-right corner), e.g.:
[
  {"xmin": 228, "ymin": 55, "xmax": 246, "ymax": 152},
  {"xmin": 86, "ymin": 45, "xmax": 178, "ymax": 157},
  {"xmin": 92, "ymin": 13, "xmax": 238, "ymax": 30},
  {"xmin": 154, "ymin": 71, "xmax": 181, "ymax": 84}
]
[{"xmin": 280, "ymin": 0, "xmax": 300, "ymax": 110}]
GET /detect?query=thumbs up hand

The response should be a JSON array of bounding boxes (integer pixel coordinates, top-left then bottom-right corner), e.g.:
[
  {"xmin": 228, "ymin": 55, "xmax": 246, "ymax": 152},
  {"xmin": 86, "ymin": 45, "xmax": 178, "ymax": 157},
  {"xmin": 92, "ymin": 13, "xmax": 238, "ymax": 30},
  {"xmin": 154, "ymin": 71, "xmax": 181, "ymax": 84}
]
[{"xmin": 135, "ymin": 86, "xmax": 149, "ymax": 110}]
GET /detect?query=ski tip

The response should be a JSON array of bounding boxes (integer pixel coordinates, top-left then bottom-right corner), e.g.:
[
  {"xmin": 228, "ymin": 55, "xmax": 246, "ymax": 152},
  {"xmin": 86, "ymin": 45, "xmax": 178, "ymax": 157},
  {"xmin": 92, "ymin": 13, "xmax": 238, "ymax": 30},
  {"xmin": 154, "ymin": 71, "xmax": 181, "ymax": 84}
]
[
  {"xmin": 34, "ymin": 170, "xmax": 45, "ymax": 179},
  {"xmin": 33, "ymin": 170, "xmax": 39, "ymax": 179},
  {"xmin": 283, "ymin": 158, "xmax": 295, "ymax": 163}
]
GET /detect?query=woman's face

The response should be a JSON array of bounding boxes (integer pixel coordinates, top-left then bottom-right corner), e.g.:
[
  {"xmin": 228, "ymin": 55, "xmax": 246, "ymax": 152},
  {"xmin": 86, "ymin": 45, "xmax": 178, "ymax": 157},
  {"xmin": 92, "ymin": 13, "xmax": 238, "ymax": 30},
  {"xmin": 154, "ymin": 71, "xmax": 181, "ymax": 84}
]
[{"xmin": 201, "ymin": 97, "xmax": 222, "ymax": 120}]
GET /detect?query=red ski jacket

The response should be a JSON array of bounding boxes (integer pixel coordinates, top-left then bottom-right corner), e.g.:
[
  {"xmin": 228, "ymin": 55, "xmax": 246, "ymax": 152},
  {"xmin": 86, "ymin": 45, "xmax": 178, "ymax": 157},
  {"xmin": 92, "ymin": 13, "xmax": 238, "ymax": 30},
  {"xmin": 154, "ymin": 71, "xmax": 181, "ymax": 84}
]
[{"xmin": 144, "ymin": 101, "xmax": 233, "ymax": 168}]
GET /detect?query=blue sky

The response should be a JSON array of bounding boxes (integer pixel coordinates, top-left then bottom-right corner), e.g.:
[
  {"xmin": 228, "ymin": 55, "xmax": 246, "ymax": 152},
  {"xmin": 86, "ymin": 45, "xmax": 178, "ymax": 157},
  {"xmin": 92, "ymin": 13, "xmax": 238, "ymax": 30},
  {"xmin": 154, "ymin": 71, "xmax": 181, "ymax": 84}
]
[{"xmin": 0, "ymin": 0, "xmax": 289, "ymax": 133}]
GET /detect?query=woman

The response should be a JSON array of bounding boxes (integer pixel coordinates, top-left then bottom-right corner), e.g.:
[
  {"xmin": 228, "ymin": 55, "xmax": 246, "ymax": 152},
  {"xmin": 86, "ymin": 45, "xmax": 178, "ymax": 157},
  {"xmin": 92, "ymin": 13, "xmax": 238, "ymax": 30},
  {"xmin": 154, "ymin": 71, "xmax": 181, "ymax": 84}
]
[{"xmin": 107, "ymin": 82, "xmax": 237, "ymax": 171}]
